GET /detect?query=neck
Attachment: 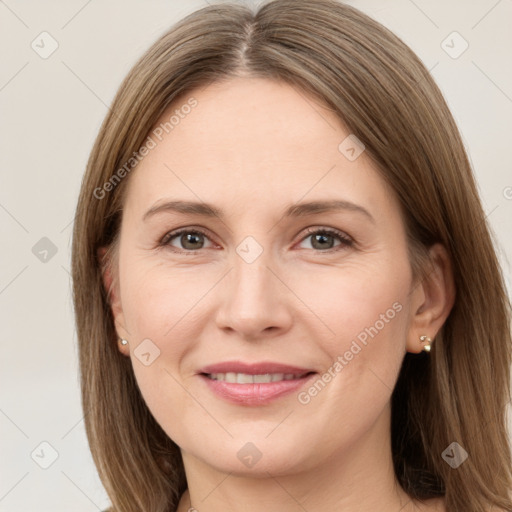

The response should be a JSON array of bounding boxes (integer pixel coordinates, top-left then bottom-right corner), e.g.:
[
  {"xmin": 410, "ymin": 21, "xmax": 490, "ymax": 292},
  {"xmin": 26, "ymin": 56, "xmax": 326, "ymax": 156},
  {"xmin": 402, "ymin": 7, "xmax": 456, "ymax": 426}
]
[{"xmin": 176, "ymin": 405, "xmax": 425, "ymax": 512}]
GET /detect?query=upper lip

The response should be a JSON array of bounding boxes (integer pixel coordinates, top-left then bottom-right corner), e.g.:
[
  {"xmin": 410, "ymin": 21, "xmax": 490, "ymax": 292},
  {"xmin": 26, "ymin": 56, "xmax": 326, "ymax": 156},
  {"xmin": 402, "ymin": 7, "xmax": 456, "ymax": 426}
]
[{"xmin": 199, "ymin": 361, "xmax": 316, "ymax": 376}]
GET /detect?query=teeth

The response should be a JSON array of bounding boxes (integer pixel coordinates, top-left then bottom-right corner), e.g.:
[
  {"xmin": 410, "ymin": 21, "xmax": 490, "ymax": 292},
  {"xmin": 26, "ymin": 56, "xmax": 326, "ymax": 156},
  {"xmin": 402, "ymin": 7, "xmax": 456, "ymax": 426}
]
[
  {"xmin": 208, "ymin": 372, "xmax": 303, "ymax": 383},
  {"xmin": 225, "ymin": 372, "xmax": 236, "ymax": 383},
  {"xmin": 237, "ymin": 373, "xmax": 254, "ymax": 384},
  {"xmin": 254, "ymin": 374, "xmax": 271, "ymax": 383}
]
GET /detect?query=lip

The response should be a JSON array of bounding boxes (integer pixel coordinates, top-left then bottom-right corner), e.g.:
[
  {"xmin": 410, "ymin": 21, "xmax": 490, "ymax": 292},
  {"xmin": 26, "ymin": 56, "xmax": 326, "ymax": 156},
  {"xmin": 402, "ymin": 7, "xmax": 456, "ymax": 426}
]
[
  {"xmin": 198, "ymin": 360, "xmax": 317, "ymax": 406},
  {"xmin": 198, "ymin": 361, "xmax": 315, "ymax": 376}
]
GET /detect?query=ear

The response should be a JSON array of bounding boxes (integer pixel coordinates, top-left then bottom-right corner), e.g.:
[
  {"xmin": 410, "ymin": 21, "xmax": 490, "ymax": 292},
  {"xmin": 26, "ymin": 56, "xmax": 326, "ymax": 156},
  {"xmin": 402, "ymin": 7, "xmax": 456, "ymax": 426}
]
[
  {"xmin": 406, "ymin": 243, "xmax": 456, "ymax": 354},
  {"xmin": 98, "ymin": 246, "xmax": 130, "ymax": 356}
]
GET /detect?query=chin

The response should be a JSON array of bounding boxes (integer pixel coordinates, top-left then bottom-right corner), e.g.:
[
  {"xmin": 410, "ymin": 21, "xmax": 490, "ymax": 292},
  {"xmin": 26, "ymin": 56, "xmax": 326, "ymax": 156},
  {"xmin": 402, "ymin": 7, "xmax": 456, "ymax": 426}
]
[{"xmin": 187, "ymin": 434, "xmax": 315, "ymax": 477}]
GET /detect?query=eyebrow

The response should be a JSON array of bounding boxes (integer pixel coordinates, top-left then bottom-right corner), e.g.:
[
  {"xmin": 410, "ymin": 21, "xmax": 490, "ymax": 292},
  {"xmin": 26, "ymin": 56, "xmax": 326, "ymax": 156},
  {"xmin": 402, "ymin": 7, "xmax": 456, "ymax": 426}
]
[{"xmin": 143, "ymin": 199, "xmax": 374, "ymax": 223}]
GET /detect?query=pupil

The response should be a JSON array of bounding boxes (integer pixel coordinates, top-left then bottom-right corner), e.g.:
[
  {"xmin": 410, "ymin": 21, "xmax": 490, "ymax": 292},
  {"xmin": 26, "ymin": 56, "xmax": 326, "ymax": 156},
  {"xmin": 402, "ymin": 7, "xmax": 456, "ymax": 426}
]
[
  {"xmin": 313, "ymin": 233, "xmax": 333, "ymax": 250},
  {"xmin": 183, "ymin": 232, "xmax": 203, "ymax": 249}
]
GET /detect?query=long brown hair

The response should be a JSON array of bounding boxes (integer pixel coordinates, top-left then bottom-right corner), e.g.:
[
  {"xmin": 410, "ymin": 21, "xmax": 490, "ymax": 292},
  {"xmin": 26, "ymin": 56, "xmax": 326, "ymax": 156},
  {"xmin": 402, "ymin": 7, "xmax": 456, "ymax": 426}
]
[{"xmin": 71, "ymin": 1, "xmax": 512, "ymax": 510}]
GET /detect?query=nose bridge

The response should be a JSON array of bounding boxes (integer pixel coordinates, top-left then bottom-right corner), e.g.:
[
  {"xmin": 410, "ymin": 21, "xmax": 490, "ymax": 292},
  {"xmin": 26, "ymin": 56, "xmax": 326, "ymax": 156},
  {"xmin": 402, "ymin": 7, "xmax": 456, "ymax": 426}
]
[
  {"xmin": 232, "ymin": 230, "xmax": 274, "ymax": 290},
  {"xmin": 230, "ymin": 244, "xmax": 276, "ymax": 310},
  {"xmin": 215, "ymin": 239, "xmax": 291, "ymax": 337}
]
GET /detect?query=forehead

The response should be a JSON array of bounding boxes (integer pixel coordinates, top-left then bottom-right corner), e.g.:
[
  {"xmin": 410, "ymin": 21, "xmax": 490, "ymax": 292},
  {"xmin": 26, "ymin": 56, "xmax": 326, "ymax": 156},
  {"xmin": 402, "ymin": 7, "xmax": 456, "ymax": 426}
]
[{"xmin": 124, "ymin": 77, "xmax": 391, "ymax": 215}]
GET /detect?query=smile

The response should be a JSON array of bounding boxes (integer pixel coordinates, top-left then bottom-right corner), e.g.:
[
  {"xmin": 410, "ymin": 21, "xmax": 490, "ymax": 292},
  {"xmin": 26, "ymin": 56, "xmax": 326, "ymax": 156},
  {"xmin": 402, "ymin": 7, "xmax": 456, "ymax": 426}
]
[
  {"xmin": 205, "ymin": 372, "xmax": 311, "ymax": 383},
  {"xmin": 197, "ymin": 361, "xmax": 317, "ymax": 405}
]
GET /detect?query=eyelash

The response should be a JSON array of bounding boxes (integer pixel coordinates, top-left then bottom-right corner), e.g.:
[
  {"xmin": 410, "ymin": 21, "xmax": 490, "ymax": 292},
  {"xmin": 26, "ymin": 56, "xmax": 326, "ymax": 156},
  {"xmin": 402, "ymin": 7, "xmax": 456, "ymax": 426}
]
[{"xmin": 159, "ymin": 226, "xmax": 354, "ymax": 254}]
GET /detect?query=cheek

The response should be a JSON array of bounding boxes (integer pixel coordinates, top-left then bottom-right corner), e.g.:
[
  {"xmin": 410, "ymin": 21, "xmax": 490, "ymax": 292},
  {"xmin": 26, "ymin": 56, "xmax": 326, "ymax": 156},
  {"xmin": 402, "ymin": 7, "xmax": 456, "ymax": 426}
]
[
  {"xmin": 294, "ymin": 254, "xmax": 411, "ymax": 345},
  {"xmin": 294, "ymin": 257, "xmax": 410, "ymax": 412},
  {"xmin": 120, "ymin": 262, "xmax": 219, "ymax": 419},
  {"xmin": 120, "ymin": 258, "xmax": 216, "ymax": 338}
]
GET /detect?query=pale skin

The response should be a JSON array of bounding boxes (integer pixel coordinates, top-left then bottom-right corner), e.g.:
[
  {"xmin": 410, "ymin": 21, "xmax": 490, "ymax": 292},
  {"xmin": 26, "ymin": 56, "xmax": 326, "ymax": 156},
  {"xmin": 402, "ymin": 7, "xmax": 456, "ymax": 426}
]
[{"xmin": 102, "ymin": 77, "xmax": 454, "ymax": 512}]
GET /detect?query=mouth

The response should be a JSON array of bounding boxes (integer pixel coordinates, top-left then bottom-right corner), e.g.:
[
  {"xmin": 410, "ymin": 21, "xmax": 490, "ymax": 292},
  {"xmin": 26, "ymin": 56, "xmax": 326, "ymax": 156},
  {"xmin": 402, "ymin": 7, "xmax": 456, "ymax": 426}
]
[
  {"xmin": 197, "ymin": 361, "xmax": 317, "ymax": 405},
  {"xmin": 202, "ymin": 371, "xmax": 314, "ymax": 383}
]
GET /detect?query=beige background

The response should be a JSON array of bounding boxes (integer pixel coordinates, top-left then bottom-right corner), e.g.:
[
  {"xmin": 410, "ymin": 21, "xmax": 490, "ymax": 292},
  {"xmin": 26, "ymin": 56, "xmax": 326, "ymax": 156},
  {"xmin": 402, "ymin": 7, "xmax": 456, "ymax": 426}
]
[{"xmin": 1, "ymin": 0, "xmax": 511, "ymax": 510}]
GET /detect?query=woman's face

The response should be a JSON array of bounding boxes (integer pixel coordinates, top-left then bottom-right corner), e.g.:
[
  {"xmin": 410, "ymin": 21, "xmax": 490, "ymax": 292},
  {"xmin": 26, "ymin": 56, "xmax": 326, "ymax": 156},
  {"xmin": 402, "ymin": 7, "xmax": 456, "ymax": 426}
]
[{"xmin": 111, "ymin": 77, "xmax": 423, "ymax": 475}]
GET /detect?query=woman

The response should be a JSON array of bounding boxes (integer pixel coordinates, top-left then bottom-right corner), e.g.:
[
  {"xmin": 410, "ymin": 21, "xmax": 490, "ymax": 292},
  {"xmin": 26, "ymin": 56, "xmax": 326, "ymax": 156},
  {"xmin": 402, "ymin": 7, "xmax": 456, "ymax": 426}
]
[{"xmin": 71, "ymin": 1, "xmax": 512, "ymax": 511}]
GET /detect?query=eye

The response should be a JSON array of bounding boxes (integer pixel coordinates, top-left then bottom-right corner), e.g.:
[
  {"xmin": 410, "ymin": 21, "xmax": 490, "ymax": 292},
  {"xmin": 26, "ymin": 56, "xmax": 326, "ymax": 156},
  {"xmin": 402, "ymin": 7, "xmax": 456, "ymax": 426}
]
[
  {"xmin": 160, "ymin": 226, "xmax": 353, "ymax": 253},
  {"xmin": 160, "ymin": 228, "xmax": 215, "ymax": 252},
  {"xmin": 297, "ymin": 227, "xmax": 353, "ymax": 252}
]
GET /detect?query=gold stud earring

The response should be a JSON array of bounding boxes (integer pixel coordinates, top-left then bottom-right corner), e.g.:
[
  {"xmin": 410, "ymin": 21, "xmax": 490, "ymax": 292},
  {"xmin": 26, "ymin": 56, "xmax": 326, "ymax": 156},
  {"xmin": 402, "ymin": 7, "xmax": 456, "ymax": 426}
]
[{"xmin": 419, "ymin": 335, "xmax": 432, "ymax": 352}]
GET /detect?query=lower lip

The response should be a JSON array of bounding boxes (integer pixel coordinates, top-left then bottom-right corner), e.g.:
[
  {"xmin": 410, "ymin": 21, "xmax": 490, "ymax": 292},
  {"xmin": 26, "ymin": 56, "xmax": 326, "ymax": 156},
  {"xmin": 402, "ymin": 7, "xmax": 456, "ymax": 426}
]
[{"xmin": 199, "ymin": 373, "xmax": 316, "ymax": 405}]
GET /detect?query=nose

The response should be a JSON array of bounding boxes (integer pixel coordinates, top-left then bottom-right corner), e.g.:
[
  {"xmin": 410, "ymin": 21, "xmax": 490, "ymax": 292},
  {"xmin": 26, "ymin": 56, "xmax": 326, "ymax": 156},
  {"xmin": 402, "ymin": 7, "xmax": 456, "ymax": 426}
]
[{"xmin": 214, "ymin": 250, "xmax": 293, "ymax": 341}]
